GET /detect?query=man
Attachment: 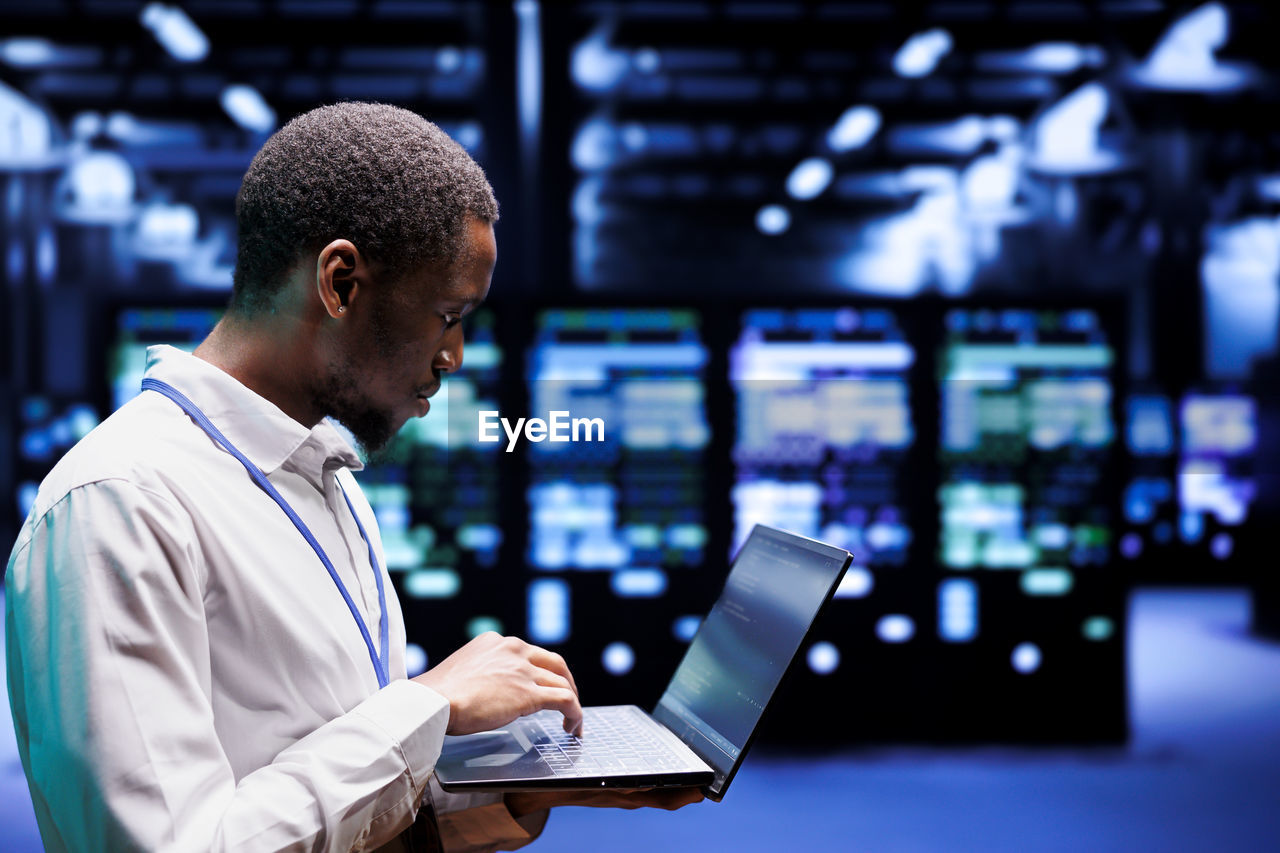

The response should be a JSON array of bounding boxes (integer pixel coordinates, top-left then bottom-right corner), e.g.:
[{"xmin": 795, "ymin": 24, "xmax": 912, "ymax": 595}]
[{"xmin": 5, "ymin": 102, "xmax": 699, "ymax": 852}]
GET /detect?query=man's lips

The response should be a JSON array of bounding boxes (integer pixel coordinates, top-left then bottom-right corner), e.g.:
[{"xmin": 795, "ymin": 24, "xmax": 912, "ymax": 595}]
[{"xmin": 415, "ymin": 385, "xmax": 439, "ymax": 416}]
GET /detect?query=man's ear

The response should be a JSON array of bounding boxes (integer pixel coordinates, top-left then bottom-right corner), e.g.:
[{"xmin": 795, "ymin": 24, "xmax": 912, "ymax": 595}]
[{"xmin": 316, "ymin": 239, "xmax": 362, "ymax": 319}]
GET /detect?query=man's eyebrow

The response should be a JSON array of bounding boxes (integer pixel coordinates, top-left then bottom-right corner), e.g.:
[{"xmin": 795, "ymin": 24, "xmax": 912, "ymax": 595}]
[
  {"xmin": 435, "ymin": 284, "xmax": 481, "ymax": 305},
  {"xmin": 449, "ymin": 295, "xmax": 485, "ymax": 313}
]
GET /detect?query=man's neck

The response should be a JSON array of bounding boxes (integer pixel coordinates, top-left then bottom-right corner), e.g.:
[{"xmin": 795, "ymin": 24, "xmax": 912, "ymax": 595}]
[{"xmin": 194, "ymin": 313, "xmax": 325, "ymax": 428}]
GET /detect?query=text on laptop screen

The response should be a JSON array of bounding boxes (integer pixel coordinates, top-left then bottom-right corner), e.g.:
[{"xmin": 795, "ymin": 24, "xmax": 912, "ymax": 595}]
[{"xmin": 655, "ymin": 527, "xmax": 848, "ymax": 780}]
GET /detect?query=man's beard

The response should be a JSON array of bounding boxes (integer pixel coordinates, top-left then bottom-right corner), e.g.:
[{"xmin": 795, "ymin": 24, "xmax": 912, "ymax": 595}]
[
  {"xmin": 312, "ymin": 371, "xmax": 397, "ymax": 458},
  {"xmin": 316, "ymin": 295, "xmax": 406, "ymax": 458}
]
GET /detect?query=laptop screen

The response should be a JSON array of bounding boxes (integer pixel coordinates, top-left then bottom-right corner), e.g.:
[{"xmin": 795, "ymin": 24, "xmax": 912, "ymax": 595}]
[{"xmin": 652, "ymin": 525, "xmax": 851, "ymax": 799}]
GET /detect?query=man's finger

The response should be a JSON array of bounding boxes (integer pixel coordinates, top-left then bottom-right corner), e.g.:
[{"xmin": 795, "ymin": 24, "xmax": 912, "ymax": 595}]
[
  {"xmin": 528, "ymin": 646, "xmax": 578, "ymax": 697},
  {"xmin": 533, "ymin": 670, "xmax": 574, "ymax": 695},
  {"xmin": 536, "ymin": 686, "xmax": 584, "ymax": 736}
]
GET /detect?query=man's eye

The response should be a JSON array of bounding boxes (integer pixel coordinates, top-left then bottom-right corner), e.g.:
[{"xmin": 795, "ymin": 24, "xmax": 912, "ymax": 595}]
[{"xmin": 443, "ymin": 314, "xmax": 462, "ymax": 329}]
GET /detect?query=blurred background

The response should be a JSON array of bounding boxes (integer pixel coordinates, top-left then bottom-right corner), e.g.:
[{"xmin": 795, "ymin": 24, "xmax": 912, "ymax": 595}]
[{"xmin": 2, "ymin": 0, "xmax": 1278, "ymax": 850}]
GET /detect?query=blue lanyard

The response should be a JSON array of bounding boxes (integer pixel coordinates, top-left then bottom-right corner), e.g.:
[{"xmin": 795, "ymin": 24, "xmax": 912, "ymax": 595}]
[{"xmin": 142, "ymin": 377, "xmax": 391, "ymax": 689}]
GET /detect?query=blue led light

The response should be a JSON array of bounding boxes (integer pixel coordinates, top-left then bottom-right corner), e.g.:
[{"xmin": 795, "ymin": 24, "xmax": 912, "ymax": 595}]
[
  {"xmin": 1026, "ymin": 42, "xmax": 1099, "ymax": 73},
  {"xmin": 1202, "ymin": 225, "xmax": 1280, "ymax": 380},
  {"xmin": 666, "ymin": 524, "xmax": 707, "ymax": 549},
  {"xmin": 602, "ymin": 642, "xmax": 634, "ymax": 675},
  {"xmin": 1031, "ymin": 83, "xmax": 1121, "ymax": 174},
  {"xmin": 1181, "ymin": 394, "xmax": 1256, "ymax": 456},
  {"xmin": 938, "ymin": 579, "xmax": 978, "ymax": 642},
  {"xmin": 21, "ymin": 396, "xmax": 49, "ymax": 424},
  {"xmin": 1179, "ymin": 462, "xmax": 1250, "ymax": 526},
  {"xmin": 833, "ymin": 180, "xmax": 977, "ymax": 296},
  {"xmin": 0, "ymin": 38, "xmax": 55, "ymax": 68},
  {"xmin": 140, "ymin": 3, "xmax": 209, "ymax": 63},
  {"xmin": 404, "ymin": 570, "xmax": 460, "ymax": 599},
  {"xmin": 405, "ymin": 643, "xmax": 428, "ymax": 678},
  {"xmin": 373, "ymin": 501, "xmax": 410, "ymax": 534},
  {"xmin": 834, "ymin": 566, "xmax": 873, "ymax": 599},
  {"xmin": 0, "ymin": 81, "xmax": 52, "ymax": 165},
  {"xmin": 893, "ymin": 28, "xmax": 952, "ymax": 78},
  {"xmin": 866, "ymin": 522, "xmax": 909, "ymax": 551},
  {"xmin": 49, "ymin": 418, "xmax": 72, "ymax": 448},
  {"xmin": 458, "ymin": 524, "xmax": 502, "ymax": 551},
  {"xmin": 1021, "ymin": 569, "xmax": 1074, "ymax": 596},
  {"xmin": 450, "ymin": 122, "xmax": 482, "ymax": 151},
  {"xmin": 515, "ymin": 0, "xmax": 541, "ymax": 151},
  {"xmin": 755, "ymin": 204, "xmax": 791, "ymax": 235},
  {"xmin": 978, "ymin": 42, "xmax": 1105, "ymax": 75},
  {"xmin": 733, "ymin": 340, "xmax": 915, "ymax": 379},
  {"xmin": 1012, "ymin": 642, "xmax": 1042, "ymax": 674},
  {"xmin": 672, "ymin": 615, "xmax": 701, "ymax": 642},
  {"xmin": 573, "ymin": 532, "xmax": 629, "ymax": 568},
  {"xmin": 71, "ymin": 111, "xmax": 102, "ymax": 140},
  {"xmin": 876, "ymin": 614, "xmax": 915, "ymax": 643},
  {"xmin": 807, "ymin": 642, "xmax": 840, "ymax": 675},
  {"xmin": 1034, "ymin": 524, "xmax": 1071, "ymax": 550},
  {"xmin": 611, "ymin": 568, "xmax": 668, "ymax": 598},
  {"xmin": 528, "ymin": 579, "xmax": 570, "ymax": 644},
  {"xmin": 1132, "ymin": 3, "xmax": 1251, "ymax": 92},
  {"xmin": 1125, "ymin": 477, "xmax": 1174, "ymax": 524},
  {"xmin": 64, "ymin": 150, "xmax": 135, "ymax": 217},
  {"xmin": 17, "ymin": 481, "xmax": 38, "ymax": 518},
  {"xmin": 623, "ymin": 524, "xmax": 663, "ymax": 550},
  {"xmin": 571, "ymin": 23, "xmax": 629, "ymax": 93},
  {"xmin": 136, "ymin": 202, "xmax": 199, "ymax": 259},
  {"xmin": 35, "ymin": 224, "xmax": 54, "ymax": 284},
  {"xmin": 20, "ymin": 429, "xmax": 53, "ymax": 462},
  {"xmin": 890, "ymin": 116, "xmax": 986, "ymax": 156},
  {"xmin": 786, "ymin": 157, "xmax": 834, "ymax": 200},
  {"xmin": 1127, "ymin": 395, "xmax": 1175, "ymax": 455},
  {"xmin": 827, "ymin": 105, "xmax": 880, "ymax": 152},
  {"xmin": 436, "ymin": 46, "xmax": 463, "ymax": 74},
  {"xmin": 220, "ymin": 85, "xmax": 276, "ymax": 134},
  {"xmin": 633, "ymin": 47, "xmax": 660, "ymax": 74},
  {"xmin": 961, "ymin": 147, "xmax": 1020, "ymax": 211}
]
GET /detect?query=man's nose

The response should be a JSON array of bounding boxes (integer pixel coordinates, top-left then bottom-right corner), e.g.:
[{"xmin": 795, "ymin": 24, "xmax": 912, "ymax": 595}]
[{"xmin": 435, "ymin": 337, "xmax": 463, "ymax": 374}]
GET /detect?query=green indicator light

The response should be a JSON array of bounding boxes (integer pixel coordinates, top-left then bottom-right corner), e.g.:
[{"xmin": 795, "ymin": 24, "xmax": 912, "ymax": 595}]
[
  {"xmin": 466, "ymin": 616, "xmax": 504, "ymax": 638},
  {"xmin": 1082, "ymin": 616, "xmax": 1114, "ymax": 641}
]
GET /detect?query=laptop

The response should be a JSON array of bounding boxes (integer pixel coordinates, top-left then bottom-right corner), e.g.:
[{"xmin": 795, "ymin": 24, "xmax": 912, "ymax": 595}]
[{"xmin": 435, "ymin": 524, "xmax": 853, "ymax": 802}]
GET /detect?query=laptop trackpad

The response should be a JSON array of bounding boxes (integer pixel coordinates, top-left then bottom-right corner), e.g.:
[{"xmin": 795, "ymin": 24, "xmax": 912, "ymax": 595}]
[{"xmin": 446, "ymin": 727, "xmax": 535, "ymax": 768}]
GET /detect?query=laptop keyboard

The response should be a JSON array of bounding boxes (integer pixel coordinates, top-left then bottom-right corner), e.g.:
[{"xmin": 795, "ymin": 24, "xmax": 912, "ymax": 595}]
[{"xmin": 528, "ymin": 706, "xmax": 690, "ymax": 777}]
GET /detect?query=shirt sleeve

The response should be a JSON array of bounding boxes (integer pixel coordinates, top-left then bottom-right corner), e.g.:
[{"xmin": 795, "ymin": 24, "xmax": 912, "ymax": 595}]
[{"xmin": 5, "ymin": 479, "xmax": 449, "ymax": 852}]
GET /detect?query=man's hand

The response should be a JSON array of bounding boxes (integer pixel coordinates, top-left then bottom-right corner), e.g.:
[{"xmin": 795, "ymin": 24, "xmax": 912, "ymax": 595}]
[
  {"xmin": 504, "ymin": 787, "xmax": 706, "ymax": 818},
  {"xmin": 412, "ymin": 632, "xmax": 583, "ymax": 736}
]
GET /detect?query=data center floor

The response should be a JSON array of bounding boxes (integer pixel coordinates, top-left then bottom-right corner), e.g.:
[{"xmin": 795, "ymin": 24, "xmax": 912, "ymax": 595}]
[{"xmin": 3, "ymin": 588, "xmax": 1277, "ymax": 852}]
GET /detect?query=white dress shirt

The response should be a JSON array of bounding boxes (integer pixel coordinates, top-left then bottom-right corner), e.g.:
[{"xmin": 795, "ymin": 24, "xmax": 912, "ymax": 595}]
[{"xmin": 5, "ymin": 345, "xmax": 543, "ymax": 852}]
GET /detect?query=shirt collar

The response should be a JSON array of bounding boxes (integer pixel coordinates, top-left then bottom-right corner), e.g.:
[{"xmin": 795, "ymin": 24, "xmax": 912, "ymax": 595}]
[{"xmin": 142, "ymin": 345, "xmax": 364, "ymax": 477}]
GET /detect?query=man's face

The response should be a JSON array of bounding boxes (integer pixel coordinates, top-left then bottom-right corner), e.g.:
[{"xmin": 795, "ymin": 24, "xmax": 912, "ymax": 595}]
[{"xmin": 318, "ymin": 218, "xmax": 496, "ymax": 455}]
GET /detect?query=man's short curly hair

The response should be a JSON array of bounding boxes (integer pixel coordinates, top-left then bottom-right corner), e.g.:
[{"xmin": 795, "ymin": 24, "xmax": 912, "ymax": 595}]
[{"xmin": 231, "ymin": 101, "xmax": 499, "ymax": 314}]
